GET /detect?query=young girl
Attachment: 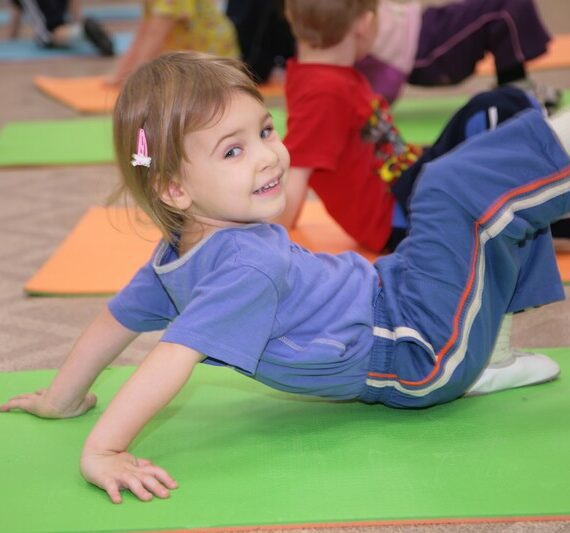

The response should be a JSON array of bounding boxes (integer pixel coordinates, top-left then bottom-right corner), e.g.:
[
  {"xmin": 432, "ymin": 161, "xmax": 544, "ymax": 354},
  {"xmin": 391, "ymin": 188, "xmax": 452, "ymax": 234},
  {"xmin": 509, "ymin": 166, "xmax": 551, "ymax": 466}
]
[{"xmin": 1, "ymin": 52, "xmax": 570, "ymax": 505}]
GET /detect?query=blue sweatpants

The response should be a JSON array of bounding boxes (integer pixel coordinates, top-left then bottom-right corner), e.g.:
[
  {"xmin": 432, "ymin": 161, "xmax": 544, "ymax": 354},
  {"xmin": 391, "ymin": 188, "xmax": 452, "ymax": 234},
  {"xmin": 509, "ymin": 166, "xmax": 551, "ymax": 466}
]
[{"xmin": 359, "ymin": 110, "xmax": 570, "ymax": 408}]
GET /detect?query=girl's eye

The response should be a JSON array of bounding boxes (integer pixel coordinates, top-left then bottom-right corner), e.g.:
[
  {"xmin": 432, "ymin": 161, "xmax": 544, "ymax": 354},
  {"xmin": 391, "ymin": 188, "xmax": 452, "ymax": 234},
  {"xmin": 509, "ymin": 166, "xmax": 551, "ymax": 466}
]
[
  {"xmin": 261, "ymin": 125, "xmax": 274, "ymax": 139},
  {"xmin": 224, "ymin": 146, "xmax": 243, "ymax": 159}
]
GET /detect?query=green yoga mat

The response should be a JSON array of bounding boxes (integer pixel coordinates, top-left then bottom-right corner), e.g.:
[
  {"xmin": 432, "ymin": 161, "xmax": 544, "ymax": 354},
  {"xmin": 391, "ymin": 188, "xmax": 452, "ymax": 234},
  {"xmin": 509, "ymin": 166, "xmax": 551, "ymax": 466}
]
[
  {"xmin": 0, "ymin": 117, "xmax": 114, "ymax": 166},
  {"xmin": 2, "ymin": 92, "xmax": 568, "ymax": 167},
  {"xmin": 2, "ymin": 348, "xmax": 570, "ymax": 533},
  {"xmin": 0, "ymin": 108, "xmax": 287, "ymax": 167}
]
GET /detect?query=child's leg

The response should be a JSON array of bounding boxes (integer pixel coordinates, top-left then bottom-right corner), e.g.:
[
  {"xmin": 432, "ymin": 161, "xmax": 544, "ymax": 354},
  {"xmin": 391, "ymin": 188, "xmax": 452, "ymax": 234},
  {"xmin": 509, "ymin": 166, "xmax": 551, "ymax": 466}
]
[
  {"xmin": 361, "ymin": 110, "xmax": 570, "ymax": 408},
  {"xmin": 409, "ymin": 0, "xmax": 550, "ymax": 87},
  {"xmin": 16, "ymin": 0, "xmax": 67, "ymax": 47},
  {"xmin": 392, "ymin": 86, "xmax": 538, "ymax": 218}
]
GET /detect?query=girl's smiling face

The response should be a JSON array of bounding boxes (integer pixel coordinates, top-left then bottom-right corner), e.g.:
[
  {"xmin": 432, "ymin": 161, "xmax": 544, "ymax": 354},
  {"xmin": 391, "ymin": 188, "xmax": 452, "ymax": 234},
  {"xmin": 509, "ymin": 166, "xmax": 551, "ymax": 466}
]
[{"xmin": 168, "ymin": 91, "xmax": 290, "ymax": 233}]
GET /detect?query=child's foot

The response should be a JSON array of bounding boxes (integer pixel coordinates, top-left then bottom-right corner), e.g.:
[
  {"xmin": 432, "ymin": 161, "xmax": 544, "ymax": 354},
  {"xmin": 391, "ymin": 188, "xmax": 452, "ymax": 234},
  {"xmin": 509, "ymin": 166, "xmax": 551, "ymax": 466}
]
[
  {"xmin": 465, "ymin": 313, "xmax": 560, "ymax": 396},
  {"xmin": 505, "ymin": 78, "xmax": 562, "ymax": 115},
  {"xmin": 83, "ymin": 18, "xmax": 115, "ymax": 57},
  {"xmin": 465, "ymin": 349, "xmax": 560, "ymax": 396}
]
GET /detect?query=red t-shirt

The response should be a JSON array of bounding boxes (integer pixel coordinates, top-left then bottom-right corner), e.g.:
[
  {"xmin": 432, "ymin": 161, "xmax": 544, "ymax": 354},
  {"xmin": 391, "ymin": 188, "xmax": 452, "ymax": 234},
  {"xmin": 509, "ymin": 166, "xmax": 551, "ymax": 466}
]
[{"xmin": 284, "ymin": 59, "xmax": 418, "ymax": 252}]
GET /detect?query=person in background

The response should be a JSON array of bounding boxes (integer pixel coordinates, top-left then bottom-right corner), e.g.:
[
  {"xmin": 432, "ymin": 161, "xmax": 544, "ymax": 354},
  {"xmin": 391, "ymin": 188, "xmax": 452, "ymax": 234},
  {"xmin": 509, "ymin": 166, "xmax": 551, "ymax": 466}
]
[
  {"xmin": 8, "ymin": 0, "xmax": 114, "ymax": 56},
  {"xmin": 105, "ymin": 0, "xmax": 239, "ymax": 87},
  {"xmin": 357, "ymin": 0, "xmax": 561, "ymax": 112},
  {"xmin": 225, "ymin": 0, "xmax": 295, "ymax": 83}
]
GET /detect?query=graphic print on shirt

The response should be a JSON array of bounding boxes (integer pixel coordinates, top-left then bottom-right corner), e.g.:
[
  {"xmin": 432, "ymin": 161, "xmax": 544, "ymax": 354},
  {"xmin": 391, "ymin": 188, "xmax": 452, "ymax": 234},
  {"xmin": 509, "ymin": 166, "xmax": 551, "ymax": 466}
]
[{"xmin": 361, "ymin": 97, "xmax": 421, "ymax": 184}]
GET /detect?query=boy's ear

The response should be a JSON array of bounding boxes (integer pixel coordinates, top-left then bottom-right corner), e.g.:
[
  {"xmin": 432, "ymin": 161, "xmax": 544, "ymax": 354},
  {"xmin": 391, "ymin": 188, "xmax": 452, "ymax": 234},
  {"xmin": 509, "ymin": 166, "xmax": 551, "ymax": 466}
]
[
  {"xmin": 353, "ymin": 9, "xmax": 376, "ymax": 40},
  {"xmin": 158, "ymin": 179, "xmax": 193, "ymax": 211}
]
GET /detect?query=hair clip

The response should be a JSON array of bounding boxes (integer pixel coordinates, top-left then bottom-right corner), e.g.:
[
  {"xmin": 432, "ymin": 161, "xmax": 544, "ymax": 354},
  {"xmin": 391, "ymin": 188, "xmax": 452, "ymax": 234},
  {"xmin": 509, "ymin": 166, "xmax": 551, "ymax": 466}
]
[{"xmin": 131, "ymin": 128, "xmax": 152, "ymax": 168}]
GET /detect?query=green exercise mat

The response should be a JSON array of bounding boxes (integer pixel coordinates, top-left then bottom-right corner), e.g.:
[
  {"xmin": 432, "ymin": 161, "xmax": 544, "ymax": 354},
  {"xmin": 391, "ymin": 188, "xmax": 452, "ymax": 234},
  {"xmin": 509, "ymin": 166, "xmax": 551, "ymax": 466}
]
[
  {"xmin": 2, "ymin": 348, "xmax": 570, "ymax": 533},
  {"xmin": 0, "ymin": 108, "xmax": 287, "ymax": 168},
  {"xmin": 2, "ymin": 92, "xmax": 569, "ymax": 168},
  {"xmin": 0, "ymin": 117, "xmax": 114, "ymax": 166}
]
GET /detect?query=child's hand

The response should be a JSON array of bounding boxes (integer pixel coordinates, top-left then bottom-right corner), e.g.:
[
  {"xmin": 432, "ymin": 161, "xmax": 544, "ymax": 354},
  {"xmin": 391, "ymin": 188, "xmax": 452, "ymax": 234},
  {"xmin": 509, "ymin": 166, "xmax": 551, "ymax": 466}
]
[
  {"xmin": 0, "ymin": 389, "xmax": 97, "ymax": 418},
  {"xmin": 80, "ymin": 449, "xmax": 178, "ymax": 504}
]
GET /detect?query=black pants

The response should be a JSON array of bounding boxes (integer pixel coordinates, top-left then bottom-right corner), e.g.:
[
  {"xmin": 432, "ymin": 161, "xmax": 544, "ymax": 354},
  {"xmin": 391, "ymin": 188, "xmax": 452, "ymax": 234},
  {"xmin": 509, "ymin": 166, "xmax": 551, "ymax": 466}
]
[{"xmin": 226, "ymin": 0, "xmax": 295, "ymax": 83}]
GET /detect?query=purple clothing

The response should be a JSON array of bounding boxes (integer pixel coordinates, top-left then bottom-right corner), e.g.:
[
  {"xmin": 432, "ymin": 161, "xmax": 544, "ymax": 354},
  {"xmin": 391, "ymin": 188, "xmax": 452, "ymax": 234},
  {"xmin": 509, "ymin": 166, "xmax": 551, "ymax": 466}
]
[{"xmin": 359, "ymin": 0, "xmax": 550, "ymax": 103}]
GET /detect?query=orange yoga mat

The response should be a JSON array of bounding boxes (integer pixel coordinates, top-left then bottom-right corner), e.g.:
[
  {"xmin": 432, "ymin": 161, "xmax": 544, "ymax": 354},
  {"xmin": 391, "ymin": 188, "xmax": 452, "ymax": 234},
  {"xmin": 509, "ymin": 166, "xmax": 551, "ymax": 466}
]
[
  {"xmin": 34, "ymin": 75, "xmax": 284, "ymax": 114},
  {"xmin": 477, "ymin": 34, "xmax": 570, "ymax": 75},
  {"xmin": 24, "ymin": 202, "xmax": 374, "ymax": 296},
  {"xmin": 24, "ymin": 202, "xmax": 570, "ymax": 296}
]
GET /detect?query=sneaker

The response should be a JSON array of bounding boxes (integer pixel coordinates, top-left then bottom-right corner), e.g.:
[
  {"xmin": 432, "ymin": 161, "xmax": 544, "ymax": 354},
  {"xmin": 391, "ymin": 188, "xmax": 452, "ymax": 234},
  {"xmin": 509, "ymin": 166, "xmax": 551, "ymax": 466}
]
[
  {"xmin": 465, "ymin": 313, "xmax": 560, "ymax": 396},
  {"xmin": 506, "ymin": 78, "xmax": 562, "ymax": 116},
  {"xmin": 534, "ymin": 83, "xmax": 563, "ymax": 116},
  {"xmin": 465, "ymin": 350, "xmax": 560, "ymax": 396},
  {"xmin": 83, "ymin": 17, "xmax": 115, "ymax": 57}
]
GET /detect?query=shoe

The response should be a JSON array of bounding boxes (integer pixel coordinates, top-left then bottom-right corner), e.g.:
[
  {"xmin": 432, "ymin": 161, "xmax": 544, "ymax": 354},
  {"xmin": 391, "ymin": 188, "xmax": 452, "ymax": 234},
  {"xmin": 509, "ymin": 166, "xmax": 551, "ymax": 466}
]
[
  {"xmin": 465, "ymin": 350, "xmax": 560, "ymax": 396},
  {"xmin": 506, "ymin": 78, "xmax": 562, "ymax": 116},
  {"xmin": 534, "ymin": 83, "xmax": 562, "ymax": 116},
  {"xmin": 465, "ymin": 313, "xmax": 560, "ymax": 396},
  {"xmin": 83, "ymin": 17, "xmax": 115, "ymax": 57}
]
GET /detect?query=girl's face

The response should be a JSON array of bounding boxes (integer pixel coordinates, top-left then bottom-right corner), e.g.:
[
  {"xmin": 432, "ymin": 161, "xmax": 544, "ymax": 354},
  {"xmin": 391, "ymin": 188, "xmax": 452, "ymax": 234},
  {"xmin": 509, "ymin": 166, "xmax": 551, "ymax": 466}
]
[{"xmin": 175, "ymin": 92, "xmax": 290, "ymax": 230}]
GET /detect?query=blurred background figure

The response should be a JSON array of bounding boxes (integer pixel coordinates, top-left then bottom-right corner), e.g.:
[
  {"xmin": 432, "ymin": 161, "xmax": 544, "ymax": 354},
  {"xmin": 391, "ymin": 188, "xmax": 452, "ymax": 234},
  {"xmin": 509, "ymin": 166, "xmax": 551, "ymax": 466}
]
[
  {"xmin": 105, "ymin": 0, "xmax": 239, "ymax": 87},
  {"xmin": 226, "ymin": 0, "xmax": 295, "ymax": 83},
  {"xmin": 357, "ymin": 0, "xmax": 561, "ymax": 112},
  {"xmin": 7, "ymin": 0, "xmax": 114, "ymax": 56}
]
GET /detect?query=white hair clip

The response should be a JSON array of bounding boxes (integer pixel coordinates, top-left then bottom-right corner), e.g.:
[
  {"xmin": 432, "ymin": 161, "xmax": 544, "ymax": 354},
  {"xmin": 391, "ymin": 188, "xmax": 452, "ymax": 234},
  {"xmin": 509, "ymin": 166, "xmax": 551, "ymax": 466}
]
[{"xmin": 131, "ymin": 128, "xmax": 152, "ymax": 168}]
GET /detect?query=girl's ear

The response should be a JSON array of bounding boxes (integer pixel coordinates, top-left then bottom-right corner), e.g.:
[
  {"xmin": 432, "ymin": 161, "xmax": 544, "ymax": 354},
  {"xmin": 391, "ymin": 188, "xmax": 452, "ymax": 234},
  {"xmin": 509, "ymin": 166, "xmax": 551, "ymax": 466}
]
[{"xmin": 158, "ymin": 179, "xmax": 193, "ymax": 211}]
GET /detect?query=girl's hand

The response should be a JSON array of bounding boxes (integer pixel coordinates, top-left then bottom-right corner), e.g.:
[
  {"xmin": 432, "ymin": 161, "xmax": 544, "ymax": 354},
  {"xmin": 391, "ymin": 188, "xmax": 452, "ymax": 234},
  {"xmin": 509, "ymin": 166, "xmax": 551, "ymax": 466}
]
[
  {"xmin": 0, "ymin": 389, "xmax": 97, "ymax": 418},
  {"xmin": 80, "ymin": 449, "xmax": 178, "ymax": 503}
]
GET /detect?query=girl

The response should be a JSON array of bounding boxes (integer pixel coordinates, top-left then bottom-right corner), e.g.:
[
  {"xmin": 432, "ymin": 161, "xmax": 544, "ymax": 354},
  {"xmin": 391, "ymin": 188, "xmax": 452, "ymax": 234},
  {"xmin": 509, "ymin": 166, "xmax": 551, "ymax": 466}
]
[{"xmin": 2, "ymin": 52, "xmax": 570, "ymax": 504}]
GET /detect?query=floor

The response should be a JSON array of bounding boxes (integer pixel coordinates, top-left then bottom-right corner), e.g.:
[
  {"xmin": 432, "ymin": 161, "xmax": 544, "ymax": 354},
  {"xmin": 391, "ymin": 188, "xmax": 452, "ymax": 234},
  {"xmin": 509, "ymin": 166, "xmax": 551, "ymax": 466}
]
[{"xmin": 0, "ymin": 1, "xmax": 569, "ymax": 532}]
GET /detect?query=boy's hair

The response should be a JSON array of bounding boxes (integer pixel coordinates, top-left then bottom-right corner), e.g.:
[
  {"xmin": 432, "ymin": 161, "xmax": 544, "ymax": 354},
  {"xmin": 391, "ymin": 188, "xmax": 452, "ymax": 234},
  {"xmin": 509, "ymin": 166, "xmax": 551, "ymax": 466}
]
[
  {"xmin": 285, "ymin": 0, "xmax": 379, "ymax": 48},
  {"xmin": 111, "ymin": 51, "xmax": 263, "ymax": 241}
]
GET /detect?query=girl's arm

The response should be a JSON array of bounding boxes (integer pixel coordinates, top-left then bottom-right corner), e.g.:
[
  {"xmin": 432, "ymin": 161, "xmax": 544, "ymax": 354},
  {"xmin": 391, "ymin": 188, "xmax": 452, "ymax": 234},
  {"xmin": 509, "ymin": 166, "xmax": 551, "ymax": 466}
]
[
  {"xmin": 105, "ymin": 15, "xmax": 176, "ymax": 86},
  {"xmin": 80, "ymin": 342, "xmax": 203, "ymax": 503},
  {"xmin": 0, "ymin": 307, "xmax": 139, "ymax": 418}
]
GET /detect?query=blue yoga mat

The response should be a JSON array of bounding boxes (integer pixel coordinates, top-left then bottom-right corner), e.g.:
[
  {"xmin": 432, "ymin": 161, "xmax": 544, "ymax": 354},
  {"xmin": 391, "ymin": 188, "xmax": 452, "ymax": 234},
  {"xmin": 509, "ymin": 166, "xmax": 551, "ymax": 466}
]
[{"xmin": 0, "ymin": 32, "xmax": 132, "ymax": 62}]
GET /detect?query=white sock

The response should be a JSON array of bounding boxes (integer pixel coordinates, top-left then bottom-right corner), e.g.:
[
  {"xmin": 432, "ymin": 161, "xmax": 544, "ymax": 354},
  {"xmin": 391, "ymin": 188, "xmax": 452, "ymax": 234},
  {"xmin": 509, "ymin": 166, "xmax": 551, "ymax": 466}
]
[
  {"xmin": 547, "ymin": 106, "xmax": 570, "ymax": 155},
  {"xmin": 487, "ymin": 313, "xmax": 513, "ymax": 365}
]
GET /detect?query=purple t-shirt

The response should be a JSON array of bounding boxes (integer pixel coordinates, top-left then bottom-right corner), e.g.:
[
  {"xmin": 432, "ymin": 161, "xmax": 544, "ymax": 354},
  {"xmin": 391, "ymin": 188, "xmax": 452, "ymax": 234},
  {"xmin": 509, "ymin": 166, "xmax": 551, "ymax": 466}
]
[{"xmin": 109, "ymin": 224, "xmax": 378, "ymax": 400}]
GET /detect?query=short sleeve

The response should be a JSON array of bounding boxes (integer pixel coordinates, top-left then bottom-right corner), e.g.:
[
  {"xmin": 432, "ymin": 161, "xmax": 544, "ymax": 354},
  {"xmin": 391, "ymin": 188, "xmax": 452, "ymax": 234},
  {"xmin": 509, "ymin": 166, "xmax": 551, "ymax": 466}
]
[
  {"xmin": 285, "ymin": 91, "xmax": 352, "ymax": 172},
  {"xmin": 108, "ymin": 260, "xmax": 177, "ymax": 332},
  {"xmin": 150, "ymin": 0, "xmax": 193, "ymax": 18},
  {"xmin": 161, "ymin": 265, "xmax": 278, "ymax": 375}
]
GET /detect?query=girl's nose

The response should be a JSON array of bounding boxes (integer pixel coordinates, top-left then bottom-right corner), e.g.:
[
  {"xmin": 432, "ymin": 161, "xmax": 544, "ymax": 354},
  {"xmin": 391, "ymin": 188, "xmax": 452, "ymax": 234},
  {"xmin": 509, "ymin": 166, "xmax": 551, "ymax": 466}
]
[{"xmin": 258, "ymin": 142, "xmax": 280, "ymax": 170}]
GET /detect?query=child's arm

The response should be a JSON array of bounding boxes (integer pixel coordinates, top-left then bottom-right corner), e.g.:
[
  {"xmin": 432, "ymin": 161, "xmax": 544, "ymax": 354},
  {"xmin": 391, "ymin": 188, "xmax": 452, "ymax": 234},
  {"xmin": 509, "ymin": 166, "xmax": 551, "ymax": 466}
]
[
  {"xmin": 0, "ymin": 307, "xmax": 139, "ymax": 418},
  {"xmin": 274, "ymin": 166, "xmax": 312, "ymax": 228},
  {"xmin": 105, "ymin": 15, "xmax": 175, "ymax": 86},
  {"xmin": 80, "ymin": 342, "xmax": 203, "ymax": 503}
]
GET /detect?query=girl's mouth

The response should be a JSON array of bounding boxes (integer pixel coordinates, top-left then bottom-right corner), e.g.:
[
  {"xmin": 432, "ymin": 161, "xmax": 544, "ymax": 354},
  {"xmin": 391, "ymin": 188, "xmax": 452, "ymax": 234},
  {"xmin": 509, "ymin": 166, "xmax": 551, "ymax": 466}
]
[{"xmin": 253, "ymin": 177, "xmax": 281, "ymax": 195}]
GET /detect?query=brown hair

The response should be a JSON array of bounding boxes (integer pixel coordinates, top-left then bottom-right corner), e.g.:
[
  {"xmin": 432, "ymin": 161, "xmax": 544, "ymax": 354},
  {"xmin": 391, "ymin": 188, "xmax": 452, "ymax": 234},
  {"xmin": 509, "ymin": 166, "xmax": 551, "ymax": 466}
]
[
  {"xmin": 285, "ymin": 0, "xmax": 379, "ymax": 48},
  {"xmin": 110, "ymin": 51, "xmax": 263, "ymax": 241}
]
